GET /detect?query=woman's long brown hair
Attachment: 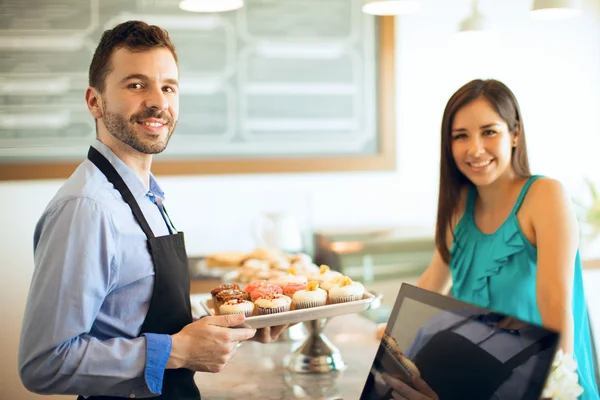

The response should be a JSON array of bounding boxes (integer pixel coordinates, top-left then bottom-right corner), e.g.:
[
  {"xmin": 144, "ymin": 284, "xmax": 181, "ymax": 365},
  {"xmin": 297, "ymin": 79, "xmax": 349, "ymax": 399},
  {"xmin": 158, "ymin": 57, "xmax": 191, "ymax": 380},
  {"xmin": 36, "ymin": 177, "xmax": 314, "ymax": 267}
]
[{"xmin": 436, "ymin": 79, "xmax": 531, "ymax": 264}]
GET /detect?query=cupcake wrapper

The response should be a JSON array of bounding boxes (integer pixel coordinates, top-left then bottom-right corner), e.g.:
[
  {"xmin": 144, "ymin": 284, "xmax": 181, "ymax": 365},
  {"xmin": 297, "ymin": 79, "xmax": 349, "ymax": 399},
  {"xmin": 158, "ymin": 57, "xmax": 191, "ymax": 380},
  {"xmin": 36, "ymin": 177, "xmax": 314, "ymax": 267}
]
[
  {"xmin": 329, "ymin": 294, "xmax": 362, "ymax": 304},
  {"xmin": 257, "ymin": 305, "xmax": 290, "ymax": 315},
  {"xmin": 293, "ymin": 299, "xmax": 327, "ymax": 309},
  {"xmin": 220, "ymin": 309, "xmax": 254, "ymax": 317}
]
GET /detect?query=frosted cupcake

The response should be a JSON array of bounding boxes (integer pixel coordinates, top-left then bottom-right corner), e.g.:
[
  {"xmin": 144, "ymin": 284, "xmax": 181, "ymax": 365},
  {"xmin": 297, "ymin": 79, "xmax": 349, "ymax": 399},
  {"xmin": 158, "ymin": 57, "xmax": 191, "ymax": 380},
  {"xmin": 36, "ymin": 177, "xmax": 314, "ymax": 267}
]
[
  {"xmin": 320, "ymin": 275, "xmax": 344, "ymax": 291},
  {"xmin": 292, "ymin": 281, "xmax": 327, "ymax": 309},
  {"xmin": 309, "ymin": 264, "xmax": 343, "ymax": 284},
  {"xmin": 244, "ymin": 279, "xmax": 269, "ymax": 295},
  {"xmin": 254, "ymin": 294, "xmax": 292, "ymax": 315},
  {"xmin": 210, "ymin": 284, "xmax": 241, "ymax": 307},
  {"xmin": 249, "ymin": 283, "xmax": 283, "ymax": 301},
  {"xmin": 219, "ymin": 299, "xmax": 255, "ymax": 317},
  {"xmin": 268, "ymin": 268, "xmax": 308, "ymax": 289},
  {"xmin": 283, "ymin": 282, "xmax": 307, "ymax": 298},
  {"xmin": 215, "ymin": 289, "xmax": 249, "ymax": 310},
  {"xmin": 328, "ymin": 277, "xmax": 365, "ymax": 304}
]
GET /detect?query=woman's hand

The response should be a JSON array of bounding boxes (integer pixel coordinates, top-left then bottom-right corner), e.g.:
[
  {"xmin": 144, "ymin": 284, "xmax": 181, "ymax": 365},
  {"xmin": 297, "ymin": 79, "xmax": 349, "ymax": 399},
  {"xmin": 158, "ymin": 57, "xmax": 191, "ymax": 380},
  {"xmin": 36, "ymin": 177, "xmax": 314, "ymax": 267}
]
[{"xmin": 382, "ymin": 373, "xmax": 439, "ymax": 400}]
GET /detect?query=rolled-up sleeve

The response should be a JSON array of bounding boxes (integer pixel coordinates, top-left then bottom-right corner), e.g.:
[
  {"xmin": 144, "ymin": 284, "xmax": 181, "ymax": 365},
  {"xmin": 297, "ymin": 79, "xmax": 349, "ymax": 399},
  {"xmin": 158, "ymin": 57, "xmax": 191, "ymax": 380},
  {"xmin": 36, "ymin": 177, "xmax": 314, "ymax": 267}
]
[{"xmin": 18, "ymin": 197, "xmax": 171, "ymax": 397}]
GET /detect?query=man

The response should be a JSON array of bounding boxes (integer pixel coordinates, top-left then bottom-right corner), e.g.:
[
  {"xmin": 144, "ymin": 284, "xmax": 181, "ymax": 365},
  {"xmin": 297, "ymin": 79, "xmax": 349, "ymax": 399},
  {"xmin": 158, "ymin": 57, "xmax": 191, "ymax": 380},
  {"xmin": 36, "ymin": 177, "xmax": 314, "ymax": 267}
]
[{"xmin": 18, "ymin": 20, "xmax": 283, "ymax": 399}]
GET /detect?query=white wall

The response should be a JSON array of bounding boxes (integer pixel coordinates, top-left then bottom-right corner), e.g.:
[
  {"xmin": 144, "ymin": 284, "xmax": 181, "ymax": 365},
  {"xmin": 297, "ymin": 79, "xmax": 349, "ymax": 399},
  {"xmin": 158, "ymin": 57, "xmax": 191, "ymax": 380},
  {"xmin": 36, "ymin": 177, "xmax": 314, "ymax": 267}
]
[{"xmin": 1, "ymin": 1, "xmax": 600, "ymax": 398}]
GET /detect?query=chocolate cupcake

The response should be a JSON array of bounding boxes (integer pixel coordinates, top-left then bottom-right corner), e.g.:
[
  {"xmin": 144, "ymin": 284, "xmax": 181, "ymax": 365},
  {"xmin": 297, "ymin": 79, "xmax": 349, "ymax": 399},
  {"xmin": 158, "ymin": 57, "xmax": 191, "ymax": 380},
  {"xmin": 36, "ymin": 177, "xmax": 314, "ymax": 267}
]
[
  {"xmin": 214, "ymin": 289, "xmax": 249, "ymax": 311},
  {"xmin": 210, "ymin": 283, "xmax": 241, "ymax": 310}
]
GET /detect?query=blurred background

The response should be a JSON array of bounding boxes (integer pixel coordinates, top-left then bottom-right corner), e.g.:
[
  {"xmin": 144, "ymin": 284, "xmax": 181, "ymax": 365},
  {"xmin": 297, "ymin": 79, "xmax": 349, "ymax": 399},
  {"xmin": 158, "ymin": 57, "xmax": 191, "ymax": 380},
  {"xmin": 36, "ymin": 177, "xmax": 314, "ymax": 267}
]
[{"xmin": 1, "ymin": 0, "xmax": 600, "ymax": 398}]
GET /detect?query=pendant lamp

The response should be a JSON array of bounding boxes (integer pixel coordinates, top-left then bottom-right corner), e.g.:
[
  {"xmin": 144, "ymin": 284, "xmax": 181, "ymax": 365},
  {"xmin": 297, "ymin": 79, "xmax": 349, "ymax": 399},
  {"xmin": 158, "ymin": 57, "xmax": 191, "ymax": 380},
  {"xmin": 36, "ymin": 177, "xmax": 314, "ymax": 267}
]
[{"xmin": 531, "ymin": 0, "xmax": 582, "ymax": 19}]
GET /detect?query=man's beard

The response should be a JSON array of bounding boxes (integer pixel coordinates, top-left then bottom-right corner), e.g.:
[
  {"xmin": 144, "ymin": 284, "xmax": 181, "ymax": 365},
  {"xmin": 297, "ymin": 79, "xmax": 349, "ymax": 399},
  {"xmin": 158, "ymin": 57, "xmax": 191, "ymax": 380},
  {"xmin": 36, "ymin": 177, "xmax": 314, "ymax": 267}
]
[{"xmin": 102, "ymin": 101, "xmax": 177, "ymax": 155}]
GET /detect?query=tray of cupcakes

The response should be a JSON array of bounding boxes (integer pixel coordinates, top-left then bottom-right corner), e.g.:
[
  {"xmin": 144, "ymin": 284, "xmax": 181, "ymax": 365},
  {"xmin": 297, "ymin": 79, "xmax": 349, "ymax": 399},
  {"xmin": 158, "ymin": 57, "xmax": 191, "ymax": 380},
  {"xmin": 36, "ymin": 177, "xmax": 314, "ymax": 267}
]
[{"xmin": 200, "ymin": 265, "xmax": 376, "ymax": 329}]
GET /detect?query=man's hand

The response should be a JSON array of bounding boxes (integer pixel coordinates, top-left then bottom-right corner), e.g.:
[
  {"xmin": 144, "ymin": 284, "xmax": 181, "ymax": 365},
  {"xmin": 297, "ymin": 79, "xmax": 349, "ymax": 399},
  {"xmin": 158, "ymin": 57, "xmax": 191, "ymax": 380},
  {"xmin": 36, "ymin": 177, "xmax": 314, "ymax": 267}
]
[
  {"xmin": 382, "ymin": 373, "xmax": 439, "ymax": 400},
  {"xmin": 167, "ymin": 314, "xmax": 256, "ymax": 373},
  {"xmin": 249, "ymin": 324, "xmax": 289, "ymax": 344}
]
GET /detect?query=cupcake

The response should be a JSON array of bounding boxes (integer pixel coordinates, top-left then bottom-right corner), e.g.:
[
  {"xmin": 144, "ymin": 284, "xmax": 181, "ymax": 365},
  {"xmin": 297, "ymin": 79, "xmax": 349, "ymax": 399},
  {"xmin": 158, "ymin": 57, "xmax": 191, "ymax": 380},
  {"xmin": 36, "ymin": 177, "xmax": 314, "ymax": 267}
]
[
  {"xmin": 292, "ymin": 281, "xmax": 327, "ymax": 309},
  {"xmin": 309, "ymin": 264, "xmax": 343, "ymax": 284},
  {"xmin": 215, "ymin": 289, "xmax": 249, "ymax": 310},
  {"xmin": 320, "ymin": 275, "xmax": 344, "ymax": 291},
  {"xmin": 328, "ymin": 276, "xmax": 364, "ymax": 304},
  {"xmin": 219, "ymin": 299, "xmax": 255, "ymax": 317},
  {"xmin": 249, "ymin": 283, "xmax": 283, "ymax": 301},
  {"xmin": 254, "ymin": 294, "xmax": 292, "ymax": 315},
  {"xmin": 268, "ymin": 268, "xmax": 308, "ymax": 289},
  {"xmin": 283, "ymin": 282, "xmax": 308, "ymax": 298},
  {"xmin": 210, "ymin": 283, "xmax": 240, "ymax": 307},
  {"xmin": 244, "ymin": 279, "xmax": 269, "ymax": 294}
]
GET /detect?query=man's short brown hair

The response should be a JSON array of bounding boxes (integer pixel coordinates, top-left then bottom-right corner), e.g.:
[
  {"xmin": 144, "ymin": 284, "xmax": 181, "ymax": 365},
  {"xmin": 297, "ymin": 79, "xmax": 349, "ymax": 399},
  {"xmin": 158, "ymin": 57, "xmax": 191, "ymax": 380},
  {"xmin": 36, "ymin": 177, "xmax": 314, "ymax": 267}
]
[{"xmin": 88, "ymin": 20, "xmax": 178, "ymax": 93}]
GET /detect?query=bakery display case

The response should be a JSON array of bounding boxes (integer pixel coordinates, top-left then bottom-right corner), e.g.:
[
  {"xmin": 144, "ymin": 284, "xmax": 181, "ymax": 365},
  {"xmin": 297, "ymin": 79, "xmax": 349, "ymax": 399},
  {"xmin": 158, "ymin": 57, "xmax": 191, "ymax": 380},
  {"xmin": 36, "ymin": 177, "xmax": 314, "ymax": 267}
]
[{"xmin": 313, "ymin": 227, "xmax": 435, "ymax": 284}]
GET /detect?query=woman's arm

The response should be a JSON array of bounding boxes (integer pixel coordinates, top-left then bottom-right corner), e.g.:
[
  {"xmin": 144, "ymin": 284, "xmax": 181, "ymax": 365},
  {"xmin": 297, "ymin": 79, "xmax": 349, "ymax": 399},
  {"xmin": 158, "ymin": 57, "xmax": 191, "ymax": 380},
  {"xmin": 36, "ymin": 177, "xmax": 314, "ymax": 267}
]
[
  {"xmin": 530, "ymin": 178, "xmax": 578, "ymax": 354},
  {"xmin": 418, "ymin": 249, "xmax": 452, "ymax": 294}
]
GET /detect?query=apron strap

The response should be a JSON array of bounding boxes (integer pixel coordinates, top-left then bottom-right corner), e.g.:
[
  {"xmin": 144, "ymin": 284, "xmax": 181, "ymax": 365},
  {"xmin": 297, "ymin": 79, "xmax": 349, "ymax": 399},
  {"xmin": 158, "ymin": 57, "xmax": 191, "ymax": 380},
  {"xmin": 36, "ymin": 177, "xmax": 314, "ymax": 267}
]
[
  {"xmin": 87, "ymin": 146, "xmax": 155, "ymax": 239},
  {"xmin": 504, "ymin": 332, "xmax": 557, "ymax": 369},
  {"xmin": 161, "ymin": 204, "xmax": 177, "ymax": 232}
]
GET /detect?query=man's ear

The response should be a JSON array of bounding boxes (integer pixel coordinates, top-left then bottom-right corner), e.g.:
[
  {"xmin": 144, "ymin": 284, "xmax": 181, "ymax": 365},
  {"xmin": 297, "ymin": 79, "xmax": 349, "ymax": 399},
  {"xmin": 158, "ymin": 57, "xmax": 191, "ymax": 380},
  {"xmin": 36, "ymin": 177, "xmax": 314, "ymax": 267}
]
[{"xmin": 85, "ymin": 87, "xmax": 103, "ymax": 119}]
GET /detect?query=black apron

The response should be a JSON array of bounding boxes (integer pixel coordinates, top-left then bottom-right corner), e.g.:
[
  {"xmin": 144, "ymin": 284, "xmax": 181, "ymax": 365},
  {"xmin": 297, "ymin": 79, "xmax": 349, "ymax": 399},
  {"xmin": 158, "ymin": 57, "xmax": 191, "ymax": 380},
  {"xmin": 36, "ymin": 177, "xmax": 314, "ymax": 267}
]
[
  {"xmin": 412, "ymin": 316, "xmax": 555, "ymax": 400},
  {"xmin": 77, "ymin": 147, "xmax": 200, "ymax": 400}
]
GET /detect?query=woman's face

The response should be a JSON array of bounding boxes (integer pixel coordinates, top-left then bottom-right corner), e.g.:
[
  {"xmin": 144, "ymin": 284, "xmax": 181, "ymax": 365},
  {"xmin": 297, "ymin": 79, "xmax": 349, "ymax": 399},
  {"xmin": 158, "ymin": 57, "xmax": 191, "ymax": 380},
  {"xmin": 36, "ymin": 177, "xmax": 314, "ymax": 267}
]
[{"xmin": 450, "ymin": 97, "xmax": 517, "ymax": 187}]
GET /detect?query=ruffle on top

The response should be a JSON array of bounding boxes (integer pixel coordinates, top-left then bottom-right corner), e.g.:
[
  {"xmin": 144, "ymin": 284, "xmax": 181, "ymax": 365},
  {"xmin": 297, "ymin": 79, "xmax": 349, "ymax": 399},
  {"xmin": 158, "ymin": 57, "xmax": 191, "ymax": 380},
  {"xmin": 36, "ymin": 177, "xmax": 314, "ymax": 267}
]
[{"xmin": 450, "ymin": 216, "xmax": 526, "ymax": 308}]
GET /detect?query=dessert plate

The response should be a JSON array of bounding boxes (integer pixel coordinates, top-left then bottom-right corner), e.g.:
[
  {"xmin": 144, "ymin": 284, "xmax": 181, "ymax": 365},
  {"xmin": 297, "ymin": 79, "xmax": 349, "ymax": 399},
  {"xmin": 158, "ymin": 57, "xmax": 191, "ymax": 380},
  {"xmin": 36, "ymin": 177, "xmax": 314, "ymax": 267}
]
[{"xmin": 198, "ymin": 291, "xmax": 377, "ymax": 329}]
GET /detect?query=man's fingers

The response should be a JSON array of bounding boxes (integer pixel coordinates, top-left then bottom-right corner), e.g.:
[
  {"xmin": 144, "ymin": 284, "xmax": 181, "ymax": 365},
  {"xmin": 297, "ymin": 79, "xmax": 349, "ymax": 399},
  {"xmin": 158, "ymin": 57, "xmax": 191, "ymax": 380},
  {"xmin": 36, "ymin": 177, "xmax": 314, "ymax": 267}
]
[
  {"xmin": 205, "ymin": 314, "xmax": 246, "ymax": 327},
  {"xmin": 230, "ymin": 327, "xmax": 257, "ymax": 341},
  {"xmin": 269, "ymin": 324, "xmax": 287, "ymax": 339}
]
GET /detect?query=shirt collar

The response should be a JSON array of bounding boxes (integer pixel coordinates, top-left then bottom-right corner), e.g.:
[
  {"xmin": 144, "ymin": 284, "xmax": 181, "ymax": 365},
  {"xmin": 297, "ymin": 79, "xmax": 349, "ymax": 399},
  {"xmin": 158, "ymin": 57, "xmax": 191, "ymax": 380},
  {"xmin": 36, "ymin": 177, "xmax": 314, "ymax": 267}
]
[{"xmin": 91, "ymin": 139, "xmax": 153, "ymax": 202}]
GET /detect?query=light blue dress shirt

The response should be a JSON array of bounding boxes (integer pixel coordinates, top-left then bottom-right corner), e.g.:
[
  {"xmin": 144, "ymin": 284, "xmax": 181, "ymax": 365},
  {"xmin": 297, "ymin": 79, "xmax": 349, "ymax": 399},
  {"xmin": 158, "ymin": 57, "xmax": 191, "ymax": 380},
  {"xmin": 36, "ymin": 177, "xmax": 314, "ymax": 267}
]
[{"xmin": 19, "ymin": 140, "xmax": 177, "ymax": 398}]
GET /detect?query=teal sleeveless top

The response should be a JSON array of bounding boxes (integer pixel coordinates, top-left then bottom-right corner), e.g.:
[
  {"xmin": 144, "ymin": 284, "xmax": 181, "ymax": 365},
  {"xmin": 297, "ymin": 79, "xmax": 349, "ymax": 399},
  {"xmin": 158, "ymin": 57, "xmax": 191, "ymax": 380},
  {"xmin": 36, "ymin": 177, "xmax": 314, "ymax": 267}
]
[{"xmin": 449, "ymin": 175, "xmax": 599, "ymax": 399}]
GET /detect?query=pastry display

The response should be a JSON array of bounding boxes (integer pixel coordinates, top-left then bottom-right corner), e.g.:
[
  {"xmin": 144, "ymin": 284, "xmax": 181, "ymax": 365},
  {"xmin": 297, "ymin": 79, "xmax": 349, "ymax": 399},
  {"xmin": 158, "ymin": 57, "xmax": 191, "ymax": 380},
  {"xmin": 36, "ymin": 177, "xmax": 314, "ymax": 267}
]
[{"xmin": 205, "ymin": 249, "xmax": 370, "ymax": 320}]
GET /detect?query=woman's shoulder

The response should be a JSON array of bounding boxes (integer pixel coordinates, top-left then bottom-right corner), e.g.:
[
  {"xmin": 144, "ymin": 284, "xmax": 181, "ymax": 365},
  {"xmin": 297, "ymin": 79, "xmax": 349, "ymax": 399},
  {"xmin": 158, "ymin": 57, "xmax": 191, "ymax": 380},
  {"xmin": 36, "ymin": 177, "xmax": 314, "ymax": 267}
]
[{"xmin": 524, "ymin": 176, "xmax": 571, "ymax": 207}]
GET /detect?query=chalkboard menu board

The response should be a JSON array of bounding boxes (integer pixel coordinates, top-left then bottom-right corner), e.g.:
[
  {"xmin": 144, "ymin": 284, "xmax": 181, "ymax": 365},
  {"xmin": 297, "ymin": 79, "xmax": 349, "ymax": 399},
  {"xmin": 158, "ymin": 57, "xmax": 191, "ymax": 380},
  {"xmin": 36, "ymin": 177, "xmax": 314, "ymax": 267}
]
[{"xmin": 0, "ymin": 0, "xmax": 395, "ymax": 180}]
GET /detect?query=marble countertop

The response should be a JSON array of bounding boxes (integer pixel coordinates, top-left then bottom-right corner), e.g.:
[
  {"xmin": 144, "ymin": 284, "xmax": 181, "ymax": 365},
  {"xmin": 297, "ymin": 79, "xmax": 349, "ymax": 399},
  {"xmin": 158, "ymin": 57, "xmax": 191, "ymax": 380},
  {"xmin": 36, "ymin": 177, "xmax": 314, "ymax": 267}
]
[{"xmin": 193, "ymin": 313, "xmax": 380, "ymax": 400}]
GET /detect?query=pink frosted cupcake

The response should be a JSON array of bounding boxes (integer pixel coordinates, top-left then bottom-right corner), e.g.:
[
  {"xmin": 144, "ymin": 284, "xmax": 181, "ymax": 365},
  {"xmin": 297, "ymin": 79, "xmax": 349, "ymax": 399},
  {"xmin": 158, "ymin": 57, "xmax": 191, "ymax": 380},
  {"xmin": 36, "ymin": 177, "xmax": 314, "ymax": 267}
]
[
  {"xmin": 244, "ymin": 280, "xmax": 269, "ymax": 295},
  {"xmin": 283, "ymin": 282, "xmax": 308, "ymax": 298},
  {"xmin": 249, "ymin": 283, "xmax": 283, "ymax": 301},
  {"xmin": 292, "ymin": 281, "xmax": 327, "ymax": 309},
  {"xmin": 254, "ymin": 294, "xmax": 292, "ymax": 315},
  {"xmin": 219, "ymin": 299, "xmax": 255, "ymax": 317},
  {"xmin": 328, "ymin": 277, "xmax": 365, "ymax": 304}
]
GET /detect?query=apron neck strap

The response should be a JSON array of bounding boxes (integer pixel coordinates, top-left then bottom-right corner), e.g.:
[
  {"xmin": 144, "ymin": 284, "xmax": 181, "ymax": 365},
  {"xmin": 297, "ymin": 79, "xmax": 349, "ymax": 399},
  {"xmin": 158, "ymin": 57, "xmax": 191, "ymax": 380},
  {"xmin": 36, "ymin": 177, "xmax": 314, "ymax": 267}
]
[{"xmin": 87, "ymin": 146, "xmax": 155, "ymax": 239}]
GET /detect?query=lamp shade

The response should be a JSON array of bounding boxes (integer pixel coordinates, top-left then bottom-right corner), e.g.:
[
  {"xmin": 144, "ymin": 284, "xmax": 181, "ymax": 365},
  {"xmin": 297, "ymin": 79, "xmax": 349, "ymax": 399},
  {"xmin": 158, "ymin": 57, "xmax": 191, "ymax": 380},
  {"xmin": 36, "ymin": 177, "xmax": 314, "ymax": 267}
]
[
  {"xmin": 459, "ymin": 10, "xmax": 490, "ymax": 32},
  {"xmin": 531, "ymin": 0, "xmax": 582, "ymax": 19},
  {"xmin": 362, "ymin": 0, "xmax": 421, "ymax": 16},
  {"xmin": 179, "ymin": 0, "xmax": 244, "ymax": 13}
]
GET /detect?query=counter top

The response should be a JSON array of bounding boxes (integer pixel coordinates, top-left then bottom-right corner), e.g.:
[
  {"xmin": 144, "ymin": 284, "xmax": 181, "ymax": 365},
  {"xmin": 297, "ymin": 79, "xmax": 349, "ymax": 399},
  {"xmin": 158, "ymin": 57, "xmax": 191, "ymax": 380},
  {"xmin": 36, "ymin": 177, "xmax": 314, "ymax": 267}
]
[{"xmin": 193, "ymin": 313, "xmax": 380, "ymax": 400}]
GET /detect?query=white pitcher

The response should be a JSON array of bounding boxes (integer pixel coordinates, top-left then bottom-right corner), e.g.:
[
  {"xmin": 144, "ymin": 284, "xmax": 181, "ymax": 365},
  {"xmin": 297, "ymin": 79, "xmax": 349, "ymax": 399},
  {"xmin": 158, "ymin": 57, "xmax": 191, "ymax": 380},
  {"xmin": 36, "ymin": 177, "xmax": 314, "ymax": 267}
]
[{"xmin": 252, "ymin": 212, "xmax": 304, "ymax": 253}]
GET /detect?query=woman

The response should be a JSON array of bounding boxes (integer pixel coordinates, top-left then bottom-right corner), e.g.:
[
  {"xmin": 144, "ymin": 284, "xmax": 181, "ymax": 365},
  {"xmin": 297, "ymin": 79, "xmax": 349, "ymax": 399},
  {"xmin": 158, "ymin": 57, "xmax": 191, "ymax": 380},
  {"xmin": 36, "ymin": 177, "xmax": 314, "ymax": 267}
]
[{"xmin": 388, "ymin": 79, "xmax": 598, "ymax": 399}]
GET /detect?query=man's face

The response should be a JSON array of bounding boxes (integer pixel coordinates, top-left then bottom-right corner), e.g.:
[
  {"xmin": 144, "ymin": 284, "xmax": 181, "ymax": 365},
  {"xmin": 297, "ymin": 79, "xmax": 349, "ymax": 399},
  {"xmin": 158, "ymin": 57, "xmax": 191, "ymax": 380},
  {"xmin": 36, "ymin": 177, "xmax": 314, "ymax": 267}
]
[{"xmin": 98, "ymin": 47, "xmax": 179, "ymax": 154}]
